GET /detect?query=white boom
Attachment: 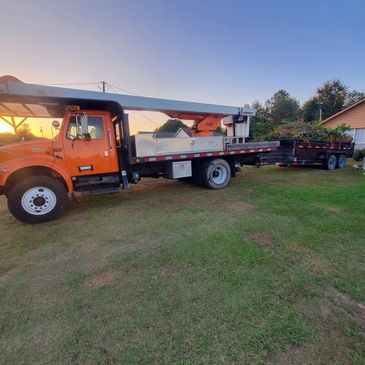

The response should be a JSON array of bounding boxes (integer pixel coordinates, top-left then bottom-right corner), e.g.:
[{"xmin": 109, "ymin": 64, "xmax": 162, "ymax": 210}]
[{"xmin": 0, "ymin": 79, "xmax": 255, "ymax": 117}]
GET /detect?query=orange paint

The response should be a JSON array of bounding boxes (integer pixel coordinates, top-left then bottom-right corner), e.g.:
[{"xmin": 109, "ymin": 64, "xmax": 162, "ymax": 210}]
[{"xmin": 0, "ymin": 110, "xmax": 119, "ymax": 193}]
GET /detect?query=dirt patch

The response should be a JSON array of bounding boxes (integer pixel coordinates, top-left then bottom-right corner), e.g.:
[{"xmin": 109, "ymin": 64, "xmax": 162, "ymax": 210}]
[
  {"xmin": 288, "ymin": 242, "xmax": 310, "ymax": 254},
  {"xmin": 267, "ymin": 343, "xmax": 318, "ymax": 365},
  {"xmin": 311, "ymin": 202, "xmax": 342, "ymax": 213},
  {"xmin": 222, "ymin": 199, "xmax": 255, "ymax": 215},
  {"xmin": 0, "ymin": 268, "xmax": 17, "ymax": 284},
  {"xmin": 328, "ymin": 287, "xmax": 365, "ymax": 326},
  {"xmin": 84, "ymin": 271, "xmax": 115, "ymax": 289},
  {"xmin": 305, "ymin": 256, "xmax": 333, "ymax": 276},
  {"xmin": 288, "ymin": 243, "xmax": 333, "ymax": 276},
  {"xmin": 326, "ymin": 206, "xmax": 341, "ymax": 213},
  {"xmin": 249, "ymin": 232, "xmax": 274, "ymax": 247}
]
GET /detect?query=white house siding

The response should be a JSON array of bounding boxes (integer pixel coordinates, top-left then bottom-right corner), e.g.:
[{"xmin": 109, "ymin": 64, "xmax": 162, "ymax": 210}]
[{"xmin": 351, "ymin": 128, "xmax": 365, "ymax": 149}]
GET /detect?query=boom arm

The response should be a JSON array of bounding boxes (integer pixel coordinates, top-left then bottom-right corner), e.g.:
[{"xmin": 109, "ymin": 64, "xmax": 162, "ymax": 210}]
[
  {"xmin": 190, "ymin": 115, "xmax": 223, "ymax": 137},
  {"xmin": 0, "ymin": 76, "xmax": 256, "ymax": 137}
]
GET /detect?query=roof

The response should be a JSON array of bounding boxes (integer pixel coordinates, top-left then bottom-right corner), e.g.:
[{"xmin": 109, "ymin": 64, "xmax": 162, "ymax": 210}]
[
  {"xmin": 321, "ymin": 98, "xmax": 365, "ymax": 124},
  {"xmin": 137, "ymin": 128, "xmax": 192, "ymax": 138},
  {"xmin": 178, "ymin": 127, "xmax": 192, "ymax": 137}
]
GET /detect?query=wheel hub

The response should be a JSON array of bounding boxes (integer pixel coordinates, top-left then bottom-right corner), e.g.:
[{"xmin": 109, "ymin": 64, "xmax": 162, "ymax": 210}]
[
  {"xmin": 33, "ymin": 196, "xmax": 46, "ymax": 206},
  {"xmin": 21, "ymin": 187, "xmax": 57, "ymax": 215},
  {"xmin": 211, "ymin": 166, "xmax": 227, "ymax": 184}
]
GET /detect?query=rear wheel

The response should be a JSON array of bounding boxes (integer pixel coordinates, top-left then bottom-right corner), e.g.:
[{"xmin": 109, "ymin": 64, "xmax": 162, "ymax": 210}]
[
  {"xmin": 323, "ymin": 155, "xmax": 337, "ymax": 170},
  {"xmin": 8, "ymin": 176, "xmax": 68, "ymax": 224},
  {"xmin": 337, "ymin": 154, "xmax": 347, "ymax": 169},
  {"xmin": 201, "ymin": 158, "xmax": 231, "ymax": 189}
]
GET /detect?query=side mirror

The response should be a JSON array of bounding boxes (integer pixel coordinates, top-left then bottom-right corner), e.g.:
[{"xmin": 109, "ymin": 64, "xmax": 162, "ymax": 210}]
[
  {"xmin": 80, "ymin": 114, "xmax": 89, "ymax": 135},
  {"xmin": 52, "ymin": 120, "xmax": 61, "ymax": 129}
]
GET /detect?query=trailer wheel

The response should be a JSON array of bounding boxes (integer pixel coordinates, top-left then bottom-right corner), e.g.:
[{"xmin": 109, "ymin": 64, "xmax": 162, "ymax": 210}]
[
  {"xmin": 201, "ymin": 158, "xmax": 231, "ymax": 189},
  {"xmin": 337, "ymin": 154, "xmax": 347, "ymax": 169},
  {"xmin": 323, "ymin": 155, "xmax": 337, "ymax": 170},
  {"xmin": 7, "ymin": 176, "xmax": 68, "ymax": 224}
]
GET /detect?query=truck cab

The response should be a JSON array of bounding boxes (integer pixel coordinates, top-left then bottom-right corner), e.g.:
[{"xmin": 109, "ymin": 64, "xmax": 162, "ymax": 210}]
[{"xmin": 0, "ymin": 107, "xmax": 129, "ymax": 223}]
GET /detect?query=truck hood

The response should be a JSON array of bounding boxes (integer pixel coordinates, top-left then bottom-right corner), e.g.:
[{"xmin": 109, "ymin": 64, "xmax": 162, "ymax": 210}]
[{"xmin": 0, "ymin": 139, "xmax": 55, "ymax": 164}]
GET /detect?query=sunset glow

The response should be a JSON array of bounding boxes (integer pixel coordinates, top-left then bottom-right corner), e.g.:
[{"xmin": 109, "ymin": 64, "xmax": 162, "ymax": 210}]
[
  {"xmin": 0, "ymin": 122, "xmax": 13, "ymax": 134},
  {"xmin": 0, "ymin": 117, "xmax": 62, "ymax": 139}
]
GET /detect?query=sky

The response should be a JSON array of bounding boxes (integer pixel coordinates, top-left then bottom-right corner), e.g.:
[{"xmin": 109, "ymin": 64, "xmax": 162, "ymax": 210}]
[{"xmin": 1, "ymin": 0, "xmax": 365, "ymax": 134}]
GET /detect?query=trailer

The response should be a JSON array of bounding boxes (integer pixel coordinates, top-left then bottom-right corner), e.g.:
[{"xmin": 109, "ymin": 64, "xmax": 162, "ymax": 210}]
[
  {"xmin": 0, "ymin": 76, "xmax": 276, "ymax": 223},
  {"xmin": 262, "ymin": 139, "xmax": 355, "ymax": 169}
]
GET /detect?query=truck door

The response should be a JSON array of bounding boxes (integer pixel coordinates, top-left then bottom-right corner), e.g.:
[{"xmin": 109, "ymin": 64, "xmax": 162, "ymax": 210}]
[{"xmin": 62, "ymin": 113, "xmax": 119, "ymax": 176}]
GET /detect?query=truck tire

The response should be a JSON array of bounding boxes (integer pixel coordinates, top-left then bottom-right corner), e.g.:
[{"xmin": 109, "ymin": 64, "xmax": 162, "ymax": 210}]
[
  {"xmin": 201, "ymin": 158, "xmax": 231, "ymax": 189},
  {"xmin": 7, "ymin": 176, "xmax": 68, "ymax": 224},
  {"xmin": 323, "ymin": 155, "xmax": 337, "ymax": 170},
  {"xmin": 337, "ymin": 154, "xmax": 347, "ymax": 169}
]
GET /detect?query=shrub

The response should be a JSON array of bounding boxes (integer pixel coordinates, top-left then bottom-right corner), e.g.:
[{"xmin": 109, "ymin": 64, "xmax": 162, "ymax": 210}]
[
  {"xmin": 258, "ymin": 121, "xmax": 352, "ymax": 142},
  {"xmin": 353, "ymin": 148, "xmax": 365, "ymax": 161}
]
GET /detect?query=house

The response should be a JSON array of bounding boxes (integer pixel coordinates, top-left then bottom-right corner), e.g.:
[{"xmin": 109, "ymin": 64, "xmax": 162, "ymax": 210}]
[
  {"xmin": 321, "ymin": 98, "xmax": 365, "ymax": 149},
  {"xmin": 137, "ymin": 127, "xmax": 193, "ymax": 139},
  {"xmin": 174, "ymin": 127, "xmax": 192, "ymax": 138}
]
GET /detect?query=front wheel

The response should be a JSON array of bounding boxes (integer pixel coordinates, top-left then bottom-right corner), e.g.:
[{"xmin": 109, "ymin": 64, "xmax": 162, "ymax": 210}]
[
  {"xmin": 201, "ymin": 158, "xmax": 231, "ymax": 189},
  {"xmin": 8, "ymin": 176, "xmax": 68, "ymax": 224}
]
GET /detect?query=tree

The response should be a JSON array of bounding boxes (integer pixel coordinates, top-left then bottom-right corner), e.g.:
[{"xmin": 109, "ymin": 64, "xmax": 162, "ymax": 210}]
[
  {"xmin": 302, "ymin": 80, "xmax": 348, "ymax": 122},
  {"xmin": 249, "ymin": 100, "xmax": 273, "ymax": 141},
  {"xmin": 302, "ymin": 96, "xmax": 320, "ymax": 122},
  {"xmin": 215, "ymin": 124, "xmax": 227, "ymax": 135},
  {"xmin": 303, "ymin": 80, "xmax": 348, "ymax": 122},
  {"xmin": 317, "ymin": 80, "xmax": 347, "ymax": 120},
  {"xmin": 265, "ymin": 89, "xmax": 300, "ymax": 125},
  {"xmin": 17, "ymin": 123, "xmax": 35, "ymax": 140},
  {"xmin": 156, "ymin": 119, "xmax": 187, "ymax": 133},
  {"xmin": 0, "ymin": 123, "xmax": 36, "ymax": 145},
  {"xmin": 345, "ymin": 90, "xmax": 365, "ymax": 107}
]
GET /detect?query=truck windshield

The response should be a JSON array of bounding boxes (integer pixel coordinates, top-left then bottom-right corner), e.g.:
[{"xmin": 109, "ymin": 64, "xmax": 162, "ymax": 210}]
[{"xmin": 0, "ymin": 116, "xmax": 63, "ymax": 145}]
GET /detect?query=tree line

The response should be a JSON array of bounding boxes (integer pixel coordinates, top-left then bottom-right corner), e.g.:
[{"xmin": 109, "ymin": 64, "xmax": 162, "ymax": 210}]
[
  {"xmin": 0, "ymin": 123, "xmax": 36, "ymax": 145},
  {"xmin": 250, "ymin": 80, "xmax": 364, "ymax": 141}
]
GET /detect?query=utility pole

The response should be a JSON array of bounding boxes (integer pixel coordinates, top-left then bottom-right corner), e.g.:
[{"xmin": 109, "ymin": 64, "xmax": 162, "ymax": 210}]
[
  {"xmin": 102, "ymin": 81, "xmax": 106, "ymax": 93},
  {"xmin": 319, "ymin": 102, "xmax": 323, "ymax": 122}
]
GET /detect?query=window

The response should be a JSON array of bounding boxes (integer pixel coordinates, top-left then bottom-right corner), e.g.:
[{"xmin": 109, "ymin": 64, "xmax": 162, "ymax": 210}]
[{"xmin": 67, "ymin": 116, "xmax": 104, "ymax": 139}]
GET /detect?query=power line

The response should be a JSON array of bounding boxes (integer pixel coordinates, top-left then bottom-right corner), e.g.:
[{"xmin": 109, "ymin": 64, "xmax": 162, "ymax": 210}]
[
  {"xmin": 107, "ymin": 83, "xmax": 141, "ymax": 96},
  {"xmin": 36, "ymin": 82, "xmax": 99, "ymax": 86},
  {"xmin": 27, "ymin": 79, "xmax": 162, "ymax": 128},
  {"xmin": 107, "ymin": 84, "xmax": 161, "ymax": 128},
  {"xmin": 29, "ymin": 80, "xmax": 142, "ymax": 96}
]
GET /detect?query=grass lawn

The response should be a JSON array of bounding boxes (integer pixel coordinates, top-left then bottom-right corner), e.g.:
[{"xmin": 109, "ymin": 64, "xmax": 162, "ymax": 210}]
[{"xmin": 0, "ymin": 164, "xmax": 364, "ymax": 364}]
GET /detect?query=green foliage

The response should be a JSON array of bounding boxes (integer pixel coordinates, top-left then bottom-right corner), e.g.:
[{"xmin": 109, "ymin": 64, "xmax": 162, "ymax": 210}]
[
  {"xmin": 302, "ymin": 96, "xmax": 320, "ymax": 123},
  {"xmin": 303, "ymin": 80, "xmax": 348, "ymax": 122},
  {"xmin": 156, "ymin": 119, "xmax": 188, "ymax": 133},
  {"xmin": 328, "ymin": 123, "xmax": 351, "ymax": 138},
  {"xmin": 260, "ymin": 121, "xmax": 351, "ymax": 142},
  {"xmin": 265, "ymin": 89, "xmax": 300, "ymax": 125},
  {"xmin": 353, "ymin": 148, "xmax": 365, "ymax": 161},
  {"xmin": 249, "ymin": 101, "xmax": 273, "ymax": 141},
  {"xmin": 215, "ymin": 124, "xmax": 227, "ymax": 135},
  {"xmin": 250, "ymin": 81, "xmax": 363, "ymax": 141},
  {"xmin": 345, "ymin": 90, "xmax": 365, "ymax": 107}
]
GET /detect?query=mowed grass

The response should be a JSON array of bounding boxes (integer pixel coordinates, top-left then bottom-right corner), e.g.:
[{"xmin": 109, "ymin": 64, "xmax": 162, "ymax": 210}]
[{"xmin": 0, "ymin": 165, "xmax": 364, "ymax": 364}]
